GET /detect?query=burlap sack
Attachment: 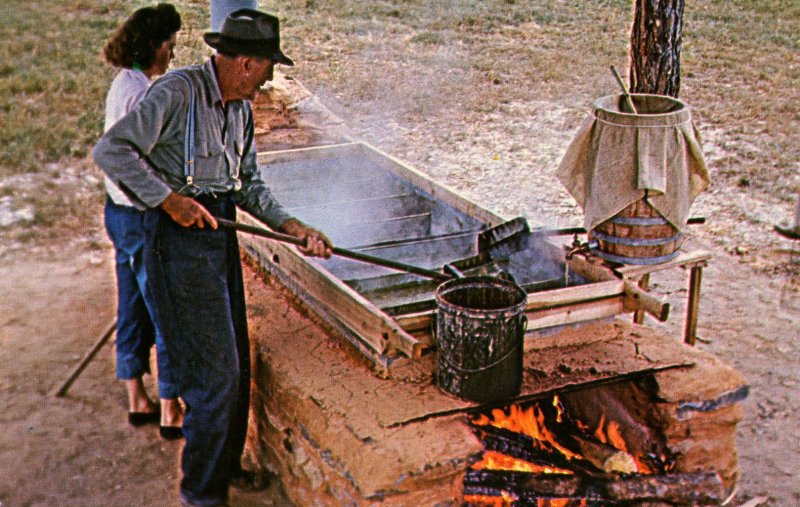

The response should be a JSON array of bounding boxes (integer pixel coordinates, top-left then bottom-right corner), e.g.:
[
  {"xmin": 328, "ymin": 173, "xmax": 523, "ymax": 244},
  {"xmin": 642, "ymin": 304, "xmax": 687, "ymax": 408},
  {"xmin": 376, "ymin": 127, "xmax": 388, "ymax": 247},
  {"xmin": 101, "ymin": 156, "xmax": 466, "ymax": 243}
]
[{"xmin": 557, "ymin": 94, "xmax": 710, "ymax": 231}]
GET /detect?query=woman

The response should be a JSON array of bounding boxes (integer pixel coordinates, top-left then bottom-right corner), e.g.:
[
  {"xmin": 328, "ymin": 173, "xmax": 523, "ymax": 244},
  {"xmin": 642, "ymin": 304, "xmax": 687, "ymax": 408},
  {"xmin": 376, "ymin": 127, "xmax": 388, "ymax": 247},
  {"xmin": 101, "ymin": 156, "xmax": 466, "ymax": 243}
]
[{"xmin": 102, "ymin": 3, "xmax": 183, "ymax": 439}]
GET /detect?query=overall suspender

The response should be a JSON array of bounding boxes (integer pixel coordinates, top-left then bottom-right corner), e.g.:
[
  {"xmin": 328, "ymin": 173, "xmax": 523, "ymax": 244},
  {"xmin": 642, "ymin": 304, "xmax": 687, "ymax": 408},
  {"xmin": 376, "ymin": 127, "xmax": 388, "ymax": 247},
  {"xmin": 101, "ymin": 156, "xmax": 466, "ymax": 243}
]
[{"xmin": 170, "ymin": 71, "xmax": 196, "ymax": 189}]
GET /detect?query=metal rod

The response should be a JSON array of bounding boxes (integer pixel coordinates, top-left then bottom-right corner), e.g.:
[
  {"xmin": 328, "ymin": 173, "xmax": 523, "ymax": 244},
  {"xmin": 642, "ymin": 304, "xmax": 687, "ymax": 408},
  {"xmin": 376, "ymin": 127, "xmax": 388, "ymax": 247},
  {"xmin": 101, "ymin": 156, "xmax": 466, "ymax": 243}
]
[
  {"xmin": 53, "ymin": 320, "xmax": 117, "ymax": 397},
  {"xmin": 216, "ymin": 217, "xmax": 452, "ymax": 281}
]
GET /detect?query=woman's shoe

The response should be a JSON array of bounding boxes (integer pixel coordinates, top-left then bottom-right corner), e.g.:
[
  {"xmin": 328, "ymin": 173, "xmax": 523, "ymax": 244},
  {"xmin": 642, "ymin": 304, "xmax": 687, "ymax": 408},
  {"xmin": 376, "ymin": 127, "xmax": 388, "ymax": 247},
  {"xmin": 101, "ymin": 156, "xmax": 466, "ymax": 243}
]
[
  {"xmin": 159, "ymin": 425, "xmax": 184, "ymax": 440},
  {"xmin": 128, "ymin": 410, "xmax": 160, "ymax": 426}
]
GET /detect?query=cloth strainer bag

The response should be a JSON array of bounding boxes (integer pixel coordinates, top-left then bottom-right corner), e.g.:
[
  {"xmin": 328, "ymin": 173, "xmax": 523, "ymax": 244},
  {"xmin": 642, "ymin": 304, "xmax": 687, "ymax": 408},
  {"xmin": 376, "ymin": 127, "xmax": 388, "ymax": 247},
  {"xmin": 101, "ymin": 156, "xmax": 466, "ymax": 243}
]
[{"xmin": 557, "ymin": 93, "xmax": 710, "ymax": 231}]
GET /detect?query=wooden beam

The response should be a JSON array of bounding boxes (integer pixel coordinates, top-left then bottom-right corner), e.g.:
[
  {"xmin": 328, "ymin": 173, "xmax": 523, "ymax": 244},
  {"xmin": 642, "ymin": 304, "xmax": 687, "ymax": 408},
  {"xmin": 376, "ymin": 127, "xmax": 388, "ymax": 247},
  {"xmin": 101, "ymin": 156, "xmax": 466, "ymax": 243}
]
[
  {"xmin": 612, "ymin": 249, "xmax": 712, "ymax": 279},
  {"xmin": 237, "ymin": 211, "xmax": 422, "ymax": 361},
  {"xmin": 632, "ymin": 273, "xmax": 651, "ymax": 324},
  {"xmin": 524, "ymin": 297, "xmax": 625, "ymax": 337},
  {"xmin": 623, "ymin": 279, "xmax": 669, "ymax": 322},
  {"xmin": 394, "ymin": 281, "xmax": 628, "ymax": 341},
  {"xmin": 684, "ymin": 265, "xmax": 703, "ymax": 345}
]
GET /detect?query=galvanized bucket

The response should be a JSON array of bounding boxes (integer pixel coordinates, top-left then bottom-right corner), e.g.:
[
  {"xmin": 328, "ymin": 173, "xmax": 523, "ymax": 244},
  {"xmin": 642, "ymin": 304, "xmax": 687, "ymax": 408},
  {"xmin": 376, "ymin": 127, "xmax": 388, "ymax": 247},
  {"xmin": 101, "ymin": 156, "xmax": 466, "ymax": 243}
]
[{"xmin": 434, "ymin": 276, "xmax": 528, "ymax": 404}]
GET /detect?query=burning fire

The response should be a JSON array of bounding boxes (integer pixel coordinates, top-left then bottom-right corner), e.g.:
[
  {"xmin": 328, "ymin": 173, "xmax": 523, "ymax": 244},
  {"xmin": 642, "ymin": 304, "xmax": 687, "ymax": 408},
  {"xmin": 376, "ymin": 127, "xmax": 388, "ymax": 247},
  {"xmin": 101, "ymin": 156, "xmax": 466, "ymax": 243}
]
[
  {"xmin": 472, "ymin": 450, "xmax": 573, "ymax": 474},
  {"xmin": 463, "ymin": 494, "xmax": 588, "ymax": 507},
  {"xmin": 463, "ymin": 491, "xmax": 516, "ymax": 507},
  {"xmin": 466, "ymin": 396, "xmax": 667, "ymax": 505},
  {"xmin": 471, "ymin": 397, "xmax": 581, "ymax": 462}
]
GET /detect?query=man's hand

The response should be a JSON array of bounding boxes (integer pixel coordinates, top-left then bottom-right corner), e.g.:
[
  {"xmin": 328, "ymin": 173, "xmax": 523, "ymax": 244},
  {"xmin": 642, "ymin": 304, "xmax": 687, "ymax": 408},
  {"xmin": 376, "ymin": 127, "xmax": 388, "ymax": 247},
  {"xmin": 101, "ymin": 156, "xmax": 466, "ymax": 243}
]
[
  {"xmin": 279, "ymin": 218, "xmax": 333, "ymax": 258},
  {"xmin": 159, "ymin": 192, "xmax": 218, "ymax": 229}
]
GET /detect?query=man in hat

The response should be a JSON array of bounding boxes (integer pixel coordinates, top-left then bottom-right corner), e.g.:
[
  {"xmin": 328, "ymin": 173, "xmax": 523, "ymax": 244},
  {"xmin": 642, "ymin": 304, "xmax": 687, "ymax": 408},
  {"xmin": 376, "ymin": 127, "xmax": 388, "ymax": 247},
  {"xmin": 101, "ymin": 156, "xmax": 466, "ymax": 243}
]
[{"xmin": 93, "ymin": 9, "xmax": 331, "ymax": 507}]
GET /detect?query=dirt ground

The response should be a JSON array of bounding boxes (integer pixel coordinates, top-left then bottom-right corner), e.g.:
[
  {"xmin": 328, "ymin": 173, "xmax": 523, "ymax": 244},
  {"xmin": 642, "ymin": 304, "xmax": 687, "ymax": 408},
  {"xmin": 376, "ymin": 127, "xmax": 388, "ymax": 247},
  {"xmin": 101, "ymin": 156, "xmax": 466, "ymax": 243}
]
[{"xmin": 2, "ymin": 3, "xmax": 799, "ymax": 506}]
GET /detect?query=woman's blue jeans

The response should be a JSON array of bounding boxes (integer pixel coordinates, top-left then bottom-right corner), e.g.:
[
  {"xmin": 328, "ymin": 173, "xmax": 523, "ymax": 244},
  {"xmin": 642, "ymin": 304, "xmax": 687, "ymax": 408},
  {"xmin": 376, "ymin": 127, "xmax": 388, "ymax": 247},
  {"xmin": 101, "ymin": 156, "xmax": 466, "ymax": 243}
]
[{"xmin": 104, "ymin": 198, "xmax": 179, "ymax": 399}]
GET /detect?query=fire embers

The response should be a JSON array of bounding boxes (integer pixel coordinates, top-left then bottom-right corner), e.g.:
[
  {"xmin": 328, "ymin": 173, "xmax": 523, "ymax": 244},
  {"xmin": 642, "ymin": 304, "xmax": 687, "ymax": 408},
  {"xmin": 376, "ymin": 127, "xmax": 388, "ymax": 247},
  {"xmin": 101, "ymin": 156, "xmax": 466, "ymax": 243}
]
[{"xmin": 463, "ymin": 396, "xmax": 677, "ymax": 507}]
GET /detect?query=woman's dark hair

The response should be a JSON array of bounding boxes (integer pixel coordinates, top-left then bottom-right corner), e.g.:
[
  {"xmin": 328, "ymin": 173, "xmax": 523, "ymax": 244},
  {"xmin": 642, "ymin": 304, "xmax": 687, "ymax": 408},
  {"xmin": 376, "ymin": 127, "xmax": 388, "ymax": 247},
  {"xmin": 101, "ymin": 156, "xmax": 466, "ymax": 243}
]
[{"xmin": 104, "ymin": 3, "xmax": 181, "ymax": 69}]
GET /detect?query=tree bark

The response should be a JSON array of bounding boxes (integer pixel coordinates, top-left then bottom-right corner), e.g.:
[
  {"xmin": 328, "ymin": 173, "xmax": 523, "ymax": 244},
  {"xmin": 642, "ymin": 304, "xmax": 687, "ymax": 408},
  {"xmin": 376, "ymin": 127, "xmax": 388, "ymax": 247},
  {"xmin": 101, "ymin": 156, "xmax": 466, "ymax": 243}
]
[{"xmin": 629, "ymin": 0, "xmax": 685, "ymax": 97}]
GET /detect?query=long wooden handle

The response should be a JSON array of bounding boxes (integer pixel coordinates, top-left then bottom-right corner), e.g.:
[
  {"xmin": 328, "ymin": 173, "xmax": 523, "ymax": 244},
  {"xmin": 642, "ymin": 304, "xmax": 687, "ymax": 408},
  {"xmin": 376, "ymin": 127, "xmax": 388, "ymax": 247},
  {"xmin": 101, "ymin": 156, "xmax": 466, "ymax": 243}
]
[
  {"xmin": 216, "ymin": 217, "xmax": 452, "ymax": 281},
  {"xmin": 611, "ymin": 65, "xmax": 638, "ymax": 114},
  {"xmin": 53, "ymin": 320, "xmax": 117, "ymax": 397}
]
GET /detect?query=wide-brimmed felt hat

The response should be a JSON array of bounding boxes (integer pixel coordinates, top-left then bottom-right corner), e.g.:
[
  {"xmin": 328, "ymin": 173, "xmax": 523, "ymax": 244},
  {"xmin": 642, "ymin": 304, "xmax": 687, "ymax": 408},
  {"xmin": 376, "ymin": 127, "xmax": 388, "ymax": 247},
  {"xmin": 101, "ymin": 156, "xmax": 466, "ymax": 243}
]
[{"xmin": 203, "ymin": 9, "xmax": 294, "ymax": 66}]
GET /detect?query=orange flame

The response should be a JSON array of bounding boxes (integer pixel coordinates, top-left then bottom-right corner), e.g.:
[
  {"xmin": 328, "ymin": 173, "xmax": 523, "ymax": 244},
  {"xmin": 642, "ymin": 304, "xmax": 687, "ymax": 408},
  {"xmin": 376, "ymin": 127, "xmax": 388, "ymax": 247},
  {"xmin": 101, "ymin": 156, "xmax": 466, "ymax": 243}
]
[
  {"xmin": 473, "ymin": 404, "xmax": 581, "ymax": 461},
  {"xmin": 592, "ymin": 413, "xmax": 658, "ymax": 474},
  {"xmin": 463, "ymin": 493, "xmax": 516, "ymax": 507},
  {"xmin": 473, "ymin": 451, "xmax": 574, "ymax": 474},
  {"xmin": 471, "ymin": 396, "xmax": 665, "ymax": 503}
]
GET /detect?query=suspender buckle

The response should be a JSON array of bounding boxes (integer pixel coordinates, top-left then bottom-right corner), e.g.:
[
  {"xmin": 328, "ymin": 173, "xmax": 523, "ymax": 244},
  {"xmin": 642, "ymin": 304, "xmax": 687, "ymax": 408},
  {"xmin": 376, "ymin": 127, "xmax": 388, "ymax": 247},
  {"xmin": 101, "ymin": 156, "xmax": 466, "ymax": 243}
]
[{"xmin": 186, "ymin": 175, "xmax": 194, "ymax": 185}]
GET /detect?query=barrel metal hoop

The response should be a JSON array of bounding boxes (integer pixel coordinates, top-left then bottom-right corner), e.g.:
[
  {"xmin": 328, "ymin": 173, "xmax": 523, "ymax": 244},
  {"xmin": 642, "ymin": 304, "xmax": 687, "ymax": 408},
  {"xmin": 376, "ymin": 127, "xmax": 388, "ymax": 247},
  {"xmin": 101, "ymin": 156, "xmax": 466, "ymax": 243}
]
[
  {"xmin": 594, "ymin": 249, "xmax": 682, "ymax": 265},
  {"xmin": 592, "ymin": 229, "xmax": 682, "ymax": 246},
  {"xmin": 611, "ymin": 216, "xmax": 669, "ymax": 226}
]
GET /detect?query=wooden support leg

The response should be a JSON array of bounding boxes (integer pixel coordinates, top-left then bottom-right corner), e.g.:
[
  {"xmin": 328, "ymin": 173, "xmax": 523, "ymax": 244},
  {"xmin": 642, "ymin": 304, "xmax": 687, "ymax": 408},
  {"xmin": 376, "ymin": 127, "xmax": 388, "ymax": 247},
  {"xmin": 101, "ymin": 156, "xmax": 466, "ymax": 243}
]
[
  {"xmin": 684, "ymin": 266, "xmax": 703, "ymax": 345},
  {"xmin": 633, "ymin": 273, "xmax": 651, "ymax": 324}
]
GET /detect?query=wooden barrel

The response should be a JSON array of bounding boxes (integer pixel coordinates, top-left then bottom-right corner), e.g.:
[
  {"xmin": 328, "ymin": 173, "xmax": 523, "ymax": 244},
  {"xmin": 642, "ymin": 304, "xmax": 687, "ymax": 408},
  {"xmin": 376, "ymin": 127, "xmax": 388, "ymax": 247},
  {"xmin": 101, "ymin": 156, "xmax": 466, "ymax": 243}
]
[{"xmin": 589, "ymin": 199, "xmax": 682, "ymax": 265}]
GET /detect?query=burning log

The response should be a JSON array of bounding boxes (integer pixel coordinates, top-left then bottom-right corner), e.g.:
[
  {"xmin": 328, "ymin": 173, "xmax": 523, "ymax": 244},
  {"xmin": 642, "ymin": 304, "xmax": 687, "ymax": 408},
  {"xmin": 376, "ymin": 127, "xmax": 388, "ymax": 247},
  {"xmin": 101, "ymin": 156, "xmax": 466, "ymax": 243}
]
[
  {"xmin": 561, "ymin": 382, "xmax": 668, "ymax": 469},
  {"xmin": 465, "ymin": 469, "xmax": 725, "ymax": 505},
  {"xmin": 602, "ymin": 472, "xmax": 725, "ymax": 504},
  {"xmin": 571, "ymin": 435, "xmax": 638, "ymax": 474},
  {"xmin": 472, "ymin": 424, "xmax": 598, "ymax": 476},
  {"xmin": 465, "ymin": 470, "xmax": 581, "ymax": 497}
]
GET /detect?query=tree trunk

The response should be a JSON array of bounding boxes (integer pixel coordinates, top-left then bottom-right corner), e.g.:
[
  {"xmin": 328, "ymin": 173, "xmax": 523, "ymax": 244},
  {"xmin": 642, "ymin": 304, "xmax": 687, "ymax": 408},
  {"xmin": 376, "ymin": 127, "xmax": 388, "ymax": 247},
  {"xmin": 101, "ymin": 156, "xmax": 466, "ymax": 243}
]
[{"xmin": 629, "ymin": 0, "xmax": 685, "ymax": 97}]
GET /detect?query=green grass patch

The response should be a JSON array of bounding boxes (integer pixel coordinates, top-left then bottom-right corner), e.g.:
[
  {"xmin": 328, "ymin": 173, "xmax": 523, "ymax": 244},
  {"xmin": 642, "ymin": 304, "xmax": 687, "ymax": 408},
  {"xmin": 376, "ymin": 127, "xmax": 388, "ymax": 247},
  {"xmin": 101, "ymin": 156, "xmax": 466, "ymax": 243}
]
[{"xmin": 0, "ymin": 0, "xmax": 210, "ymax": 180}]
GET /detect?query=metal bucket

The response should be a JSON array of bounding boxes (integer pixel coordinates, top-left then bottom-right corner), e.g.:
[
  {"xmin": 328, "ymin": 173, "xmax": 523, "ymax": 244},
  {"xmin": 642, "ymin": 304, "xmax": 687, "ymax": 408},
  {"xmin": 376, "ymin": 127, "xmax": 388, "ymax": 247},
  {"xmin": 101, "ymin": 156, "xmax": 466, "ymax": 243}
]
[
  {"xmin": 434, "ymin": 276, "xmax": 528, "ymax": 404},
  {"xmin": 590, "ymin": 198, "xmax": 683, "ymax": 265}
]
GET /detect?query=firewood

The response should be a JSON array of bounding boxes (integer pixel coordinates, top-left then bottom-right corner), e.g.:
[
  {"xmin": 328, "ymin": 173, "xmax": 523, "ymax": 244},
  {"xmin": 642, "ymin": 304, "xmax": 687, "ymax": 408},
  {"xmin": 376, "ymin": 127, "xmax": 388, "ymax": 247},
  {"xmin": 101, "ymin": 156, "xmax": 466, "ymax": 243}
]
[
  {"xmin": 561, "ymin": 382, "xmax": 666, "ymax": 461},
  {"xmin": 468, "ymin": 469, "xmax": 724, "ymax": 505},
  {"xmin": 472, "ymin": 424, "xmax": 600, "ymax": 477},
  {"xmin": 603, "ymin": 471, "xmax": 725, "ymax": 504},
  {"xmin": 571, "ymin": 435, "xmax": 638, "ymax": 474}
]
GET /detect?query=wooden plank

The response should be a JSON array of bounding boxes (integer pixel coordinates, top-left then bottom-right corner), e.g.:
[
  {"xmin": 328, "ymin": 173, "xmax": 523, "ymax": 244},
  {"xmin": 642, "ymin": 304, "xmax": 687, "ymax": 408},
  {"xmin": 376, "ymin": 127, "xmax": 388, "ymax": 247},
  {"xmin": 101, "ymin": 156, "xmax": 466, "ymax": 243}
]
[
  {"xmin": 566, "ymin": 252, "xmax": 618, "ymax": 282},
  {"xmin": 237, "ymin": 211, "xmax": 422, "ymax": 360},
  {"xmin": 392, "ymin": 280, "xmax": 627, "ymax": 338},
  {"xmin": 612, "ymin": 249, "xmax": 713, "ymax": 279},
  {"xmin": 525, "ymin": 280, "xmax": 623, "ymax": 310},
  {"xmin": 524, "ymin": 297, "xmax": 624, "ymax": 334}
]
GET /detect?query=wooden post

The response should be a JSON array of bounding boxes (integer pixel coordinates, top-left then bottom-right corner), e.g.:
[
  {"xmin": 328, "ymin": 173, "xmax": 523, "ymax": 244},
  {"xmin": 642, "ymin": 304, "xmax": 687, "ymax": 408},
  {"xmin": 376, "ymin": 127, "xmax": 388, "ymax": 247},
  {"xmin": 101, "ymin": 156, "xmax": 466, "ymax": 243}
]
[
  {"xmin": 684, "ymin": 265, "xmax": 703, "ymax": 345},
  {"xmin": 633, "ymin": 273, "xmax": 651, "ymax": 324}
]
